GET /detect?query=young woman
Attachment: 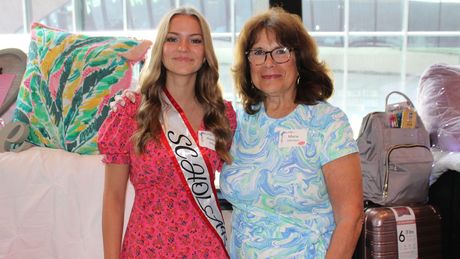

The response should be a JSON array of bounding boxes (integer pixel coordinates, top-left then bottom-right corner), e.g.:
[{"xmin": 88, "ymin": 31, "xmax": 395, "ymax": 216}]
[{"xmin": 98, "ymin": 7, "xmax": 236, "ymax": 258}]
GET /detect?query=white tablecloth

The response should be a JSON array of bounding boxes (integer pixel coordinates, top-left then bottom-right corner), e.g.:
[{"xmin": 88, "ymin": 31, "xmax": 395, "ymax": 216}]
[{"xmin": 0, "ymin": 147, "xmax": 134, "ymax": 259}]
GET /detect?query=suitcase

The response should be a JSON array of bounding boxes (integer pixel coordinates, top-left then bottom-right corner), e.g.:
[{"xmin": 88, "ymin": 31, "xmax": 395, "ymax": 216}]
[
  {"xmin": 429, "ymin": 170, "xmax": 460, "ymax": 259},
  {"xmin": 354, "ymin": 204, "xmax": 442, "ymax": 259}
]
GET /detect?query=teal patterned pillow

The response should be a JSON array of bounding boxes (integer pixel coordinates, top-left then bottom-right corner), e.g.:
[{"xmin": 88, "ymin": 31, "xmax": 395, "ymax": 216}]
[{"xmin": 14, "ymin": 23, "xmax": 150, "ymax": 154}]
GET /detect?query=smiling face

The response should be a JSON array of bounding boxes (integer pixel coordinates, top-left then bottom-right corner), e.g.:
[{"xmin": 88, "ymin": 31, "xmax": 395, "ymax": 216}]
[
  {"xmin": 162, "ymin": 14, "xmax": 205, "ymax": 78},
  {"xmin": 249, "ymin": 29, "xmax": 298, "ymax": 101}
]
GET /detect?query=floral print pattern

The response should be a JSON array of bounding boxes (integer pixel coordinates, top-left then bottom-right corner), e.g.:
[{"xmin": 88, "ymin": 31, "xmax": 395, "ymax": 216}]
[
  {"xmin": 15, "ymin": 22, "xmax": 145, "ymax": 154},
  {"xmin": 98, "ymin": 93, "xmax": 236, "ymax": 258}
]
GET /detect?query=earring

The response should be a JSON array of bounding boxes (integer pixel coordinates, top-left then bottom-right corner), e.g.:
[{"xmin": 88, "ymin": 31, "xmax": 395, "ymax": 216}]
[{"xmin": 296, "ymin": 75, "xmax": 300, "ymax": 85}]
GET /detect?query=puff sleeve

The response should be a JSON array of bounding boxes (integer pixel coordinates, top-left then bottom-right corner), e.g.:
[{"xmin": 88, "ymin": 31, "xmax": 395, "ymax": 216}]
[{"xmin": 97, "ymin": 94, "xmax": 141, "ymax": 164}]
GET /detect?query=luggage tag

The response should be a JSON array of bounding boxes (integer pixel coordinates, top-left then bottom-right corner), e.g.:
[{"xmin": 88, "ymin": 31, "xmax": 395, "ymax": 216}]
[{"xmin": 390, "ymin": 206, "xmax": 418, "ymax": 259}]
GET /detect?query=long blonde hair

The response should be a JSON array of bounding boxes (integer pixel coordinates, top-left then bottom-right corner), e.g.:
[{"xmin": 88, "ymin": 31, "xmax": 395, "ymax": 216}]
[{"xmin": 132, "ymin": 7, "xmax": 233, "ymax": 163}]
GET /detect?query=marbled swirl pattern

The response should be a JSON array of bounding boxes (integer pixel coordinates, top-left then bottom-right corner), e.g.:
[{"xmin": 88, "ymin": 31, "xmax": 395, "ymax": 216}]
[{"xmin": 220, "ymin": 102, "xmax": 358, "ymax": 258}]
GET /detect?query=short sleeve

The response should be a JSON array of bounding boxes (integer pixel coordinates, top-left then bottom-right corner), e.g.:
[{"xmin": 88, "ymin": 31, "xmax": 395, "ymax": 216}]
[
  {"xmin": 97, "ymin": 94, "xmax": 140, "ymax": 164},
  {"xmin": 319, "ymin": 107, "xmax": 358, "ymax": 166}
]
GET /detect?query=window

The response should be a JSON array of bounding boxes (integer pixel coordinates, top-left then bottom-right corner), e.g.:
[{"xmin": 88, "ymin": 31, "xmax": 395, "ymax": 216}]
[
  {"xmin": 0, "ymin": 0, "xmax": 459, "ymax": 136},
  {"xmin": 303, "ymin": 0, "xmax": 460, "ymax": 134},
  {"xmin": 80, "ymin": 0, "xmax": 124, "ymax": 31}
]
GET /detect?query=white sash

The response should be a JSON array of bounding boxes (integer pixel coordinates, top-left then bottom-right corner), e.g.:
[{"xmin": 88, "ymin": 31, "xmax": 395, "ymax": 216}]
[{"xmin": 160, "ymin": 90, "xmax": 228, "ymax": 248}]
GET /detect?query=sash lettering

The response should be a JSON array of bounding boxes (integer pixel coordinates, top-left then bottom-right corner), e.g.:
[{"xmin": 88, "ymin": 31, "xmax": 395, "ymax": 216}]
[{"xmin": 161, "ymin": 90, "xmax": 227, "ymax": 247}]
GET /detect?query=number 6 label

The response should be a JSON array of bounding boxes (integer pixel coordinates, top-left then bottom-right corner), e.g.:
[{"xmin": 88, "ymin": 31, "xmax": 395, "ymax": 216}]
[{"xmin": 390, "ymin": 206, "xmax": 418, "ymax": 259}]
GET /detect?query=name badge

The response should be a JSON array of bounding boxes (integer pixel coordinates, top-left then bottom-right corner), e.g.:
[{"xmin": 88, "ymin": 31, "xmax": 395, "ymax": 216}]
[
  {"xmin": 278, "ymin": 129, "xmax": 307, "ymax": 148},
  {"xmin": 198, "ymin": 130, "xmax": 216, "ymax": 151}
]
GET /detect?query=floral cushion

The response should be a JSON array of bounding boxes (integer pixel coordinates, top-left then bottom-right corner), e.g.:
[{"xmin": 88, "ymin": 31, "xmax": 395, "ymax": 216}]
[{"xmin": 14, "ymin": 22, "xmax": 150, "ymax": 154}]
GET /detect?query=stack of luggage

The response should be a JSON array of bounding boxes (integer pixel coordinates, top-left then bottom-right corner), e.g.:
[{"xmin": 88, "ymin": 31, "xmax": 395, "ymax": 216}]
[{"xmin": 354, "ymin": 91, "xmax": 442, "ymax": 258}]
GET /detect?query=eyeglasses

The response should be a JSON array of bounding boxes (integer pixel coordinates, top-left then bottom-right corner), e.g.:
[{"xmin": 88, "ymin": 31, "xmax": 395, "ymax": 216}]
[{"xmin": 246, "ymin": 47, "xmax": 293, "ymax": 65}]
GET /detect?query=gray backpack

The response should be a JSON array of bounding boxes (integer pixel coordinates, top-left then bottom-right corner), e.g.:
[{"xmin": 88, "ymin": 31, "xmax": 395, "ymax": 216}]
[{"xmin": 357, "ymin": 91, "xmax": 433, "ymax": 206}]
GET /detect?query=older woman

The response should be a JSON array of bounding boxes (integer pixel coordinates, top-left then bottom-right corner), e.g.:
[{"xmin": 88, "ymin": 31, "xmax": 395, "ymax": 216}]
[{"xmin": 219, "ymin": 7, "xmax": 363, "ymax": 258}]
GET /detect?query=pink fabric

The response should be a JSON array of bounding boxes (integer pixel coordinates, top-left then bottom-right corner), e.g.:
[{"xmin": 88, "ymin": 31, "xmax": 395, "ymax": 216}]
[
  {"xmin": 97, "ymin": 93, "xmax": 236, "ymax": 258},
  {"xmin": 48, "ymin": 68, "xmax": 62, "ymax": 98},
  {"xmin": 0, "ymin": 74, "xmax": 16, "ymax": 105}
]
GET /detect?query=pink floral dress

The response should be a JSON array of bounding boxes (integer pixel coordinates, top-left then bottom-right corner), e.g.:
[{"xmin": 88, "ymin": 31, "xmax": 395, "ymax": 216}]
[{"xmin": 98, "ymin": 93, "xmax": 236, "ymax": 258}]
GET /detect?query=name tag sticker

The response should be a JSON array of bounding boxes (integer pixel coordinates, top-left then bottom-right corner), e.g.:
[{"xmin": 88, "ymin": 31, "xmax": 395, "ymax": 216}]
[
  {"xmin": 198, "ymin": 130, "xmax": 216, "ymax": 151},
  {"xmin": 278, "ymin": 129, "xmax": 307, "ymax": 148}
]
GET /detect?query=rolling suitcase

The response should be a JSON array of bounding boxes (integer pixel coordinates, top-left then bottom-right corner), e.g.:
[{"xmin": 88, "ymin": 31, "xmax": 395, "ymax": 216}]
[{"xmin": 354, "ymin": 204, "xmax": 442, "ymax": 259}]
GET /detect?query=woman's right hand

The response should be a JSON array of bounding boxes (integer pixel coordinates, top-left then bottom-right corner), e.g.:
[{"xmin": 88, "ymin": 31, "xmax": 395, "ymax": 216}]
[{"xmin": 110, "ymin": 89, "xmax": 137, "ymax": 112}]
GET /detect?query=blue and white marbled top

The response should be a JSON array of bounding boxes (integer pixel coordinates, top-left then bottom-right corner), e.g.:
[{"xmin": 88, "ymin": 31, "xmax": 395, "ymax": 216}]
[{"xmin": 220, "ymin": 102, "xmax": 358, "ymax": 258}]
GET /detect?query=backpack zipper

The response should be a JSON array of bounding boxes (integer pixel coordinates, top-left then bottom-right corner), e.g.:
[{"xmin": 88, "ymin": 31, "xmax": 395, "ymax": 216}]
[{"xmin": 382, "ymin": 144, "xmax": 430, "ymax": 200}]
